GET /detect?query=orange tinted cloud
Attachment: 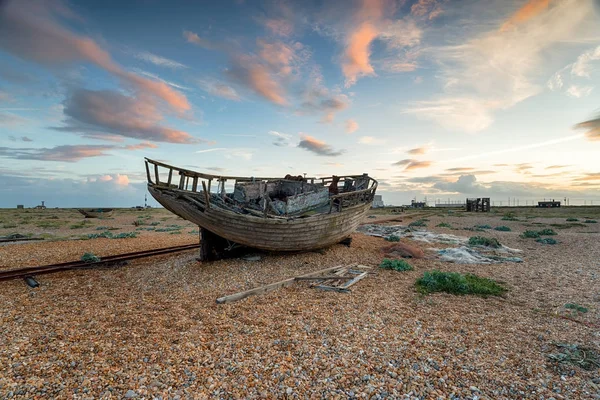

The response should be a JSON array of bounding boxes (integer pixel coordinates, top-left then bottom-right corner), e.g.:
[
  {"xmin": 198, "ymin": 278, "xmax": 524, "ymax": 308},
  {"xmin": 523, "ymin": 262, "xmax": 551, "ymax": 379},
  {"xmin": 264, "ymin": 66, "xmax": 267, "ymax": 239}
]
[
  {"xmin": 411, "ymin": 0, "xmax": 445, "ymax": 20},
  {"xmin": 345, "ymin": 119, "xmax": 359, "ymax": 133},
  {"xmin": 297, "ymin": 134, "xmax": 344, "ymax": 156},
  {"xmin": 124, "ymin": 142, "xmax": 159, "ymax": 151},
  {"xmin": 0, "ymin": 145, "xmax": 115, "ymax": 162},
  {"xmin": 392, "ymin": 158, "xmax": 432, "ymax": 170},
  {"xmin": 575, "ymin": 114, "xmax": 600, "ymax": 141},
  {"xmin": 226, "ymin": 53, "xmax": 288, "ymax": 106},
  {"xmin": 247, "ymin": 63, "xmax": 288, "ymax": 105},
  {"xmin": 407, "ymin": 146, "xmax": 428, "ymax": 155},
  {"xmin": 264, "ymin": 18, "xmax": 294, "ymax": 37},
  {"xmin": 0, "ymin": 1, "xmax": 190, "ymax": 113},
  {"xmin": 501, "ymin": 0, "xmax": 550, "ymax": 31},
  {"xmin": 56, "ymin": 89, "xmax": 199, "ymax": 144},
  {"xmin": 343, "ymin": 23, "xmax": 379, "ymax": 87},
  {"xmin": 341, "ymin": 0, "xmax": 390, "ymax": 87}
]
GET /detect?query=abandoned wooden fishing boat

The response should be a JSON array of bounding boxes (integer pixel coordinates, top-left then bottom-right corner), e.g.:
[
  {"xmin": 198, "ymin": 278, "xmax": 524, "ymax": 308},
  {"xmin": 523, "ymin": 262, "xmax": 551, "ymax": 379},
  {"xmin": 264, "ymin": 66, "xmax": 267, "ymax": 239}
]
[
  {"xmin": 78, "ymin": 208, "xmax": 114, "ymax": 218},
  {"xmin": 144, "ymin": 158, "xmax": 378, "ymax": 259}
]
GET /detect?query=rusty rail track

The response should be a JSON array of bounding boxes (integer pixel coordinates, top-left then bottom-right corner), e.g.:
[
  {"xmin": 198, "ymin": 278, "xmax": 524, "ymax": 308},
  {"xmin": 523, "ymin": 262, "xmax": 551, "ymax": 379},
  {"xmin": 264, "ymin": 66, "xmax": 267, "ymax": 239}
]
[{"xmin": 0, "ymin": 243, "xmax": 199, "ymax": 282}]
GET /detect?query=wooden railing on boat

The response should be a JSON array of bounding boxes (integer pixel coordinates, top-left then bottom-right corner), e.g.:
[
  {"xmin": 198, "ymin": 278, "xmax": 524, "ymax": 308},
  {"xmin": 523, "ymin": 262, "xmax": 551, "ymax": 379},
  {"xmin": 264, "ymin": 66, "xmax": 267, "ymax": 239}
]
[{"xmin": 145, "ymin": 158, "xmax": 378, "ymax": 216}]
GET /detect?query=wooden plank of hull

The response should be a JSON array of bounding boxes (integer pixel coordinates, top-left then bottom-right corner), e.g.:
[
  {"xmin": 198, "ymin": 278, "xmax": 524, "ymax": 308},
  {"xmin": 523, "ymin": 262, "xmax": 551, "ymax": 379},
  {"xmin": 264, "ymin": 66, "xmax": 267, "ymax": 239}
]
[{"xmin": 148, "ymin": 186, "xmax": 368, "ymax": 252}]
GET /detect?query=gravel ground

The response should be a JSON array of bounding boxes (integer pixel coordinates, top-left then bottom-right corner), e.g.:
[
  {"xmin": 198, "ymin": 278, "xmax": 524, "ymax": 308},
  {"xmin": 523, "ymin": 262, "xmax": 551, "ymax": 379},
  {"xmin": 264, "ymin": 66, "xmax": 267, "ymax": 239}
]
[{"xmin": 0, "ymin": 208, "xmax": 599, "ymax": 399}]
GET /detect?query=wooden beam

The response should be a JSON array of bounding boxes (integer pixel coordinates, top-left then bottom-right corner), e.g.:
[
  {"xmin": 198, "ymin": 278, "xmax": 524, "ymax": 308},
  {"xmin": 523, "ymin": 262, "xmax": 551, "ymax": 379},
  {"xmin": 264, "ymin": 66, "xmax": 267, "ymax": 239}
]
[
  {"xmin": 145, "ymin": 161, "xmax": 152, "ymax": 184},
  {"xmin": 216, "ymin": 265, "xmax": 346, "ymax": 304},
  {"xmin": 338, "ymin": 271, "xmax": 368, "ymax": 289},
  {"xmin": 202, "ymin": 181, "xmax": 210, "ymax": 209},
  {"xmin": 154, "ymin": 164, "xmax": 160, "ymax": 184},
  {"xmin": 167, "ymin": 169, "xmax": 173, "ymax": 186}
]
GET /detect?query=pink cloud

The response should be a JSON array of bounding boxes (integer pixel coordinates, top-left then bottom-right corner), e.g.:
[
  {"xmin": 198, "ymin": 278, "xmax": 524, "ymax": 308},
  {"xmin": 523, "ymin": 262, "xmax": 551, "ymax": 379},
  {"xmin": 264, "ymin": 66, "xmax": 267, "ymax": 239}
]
[
  {"xmin": 54, "ymin": 89, "xmax": 200, "ymax": 144},
  {"xmin": 99, "ymin": 175, "xmax": 113, "ymax": 182},
  {"xmin": 393, "ymin": 158, "xmax": 433, "ymax": 171},
  {"xmin": 345, "ymin": 119, "xmax": 359, "ymax": 133},
  {"xmin": 183, "ymin": 30, "xmax": 214, "ymax": 49},
  {"xmin": 115, "ymin": 174, "xmax": 130, "ymax": 186},
  {"xmin": 0, "ymin": 145, "xmax": 115, "ymax": 162},
  {"xmin": 124, "ymin": 142, "xmax": 159, "ymax": 150},
  {"xmin": 407, "ymin": 146, "xmax": 428, "ymax": 155},
  {"xmin": 264, "ymin": 18, "xmax": 294, "ymax": 37},
  {"xmin": 341, "ymin": 0, "xmax": 393, "ymax": 87},
  {"xmin": 297, "ymin": 134, "xmax": 345, "ymax": 156},
  {"xmin": 500, "ymin": 0, "xmax": 550, "ymax": 31},
  {"xmin": 411, "ymin": 0, "xmax": 445, "ymax": 20},
  {"xmin": 0, "ymin": 1, "xmax": 190, "ymax": 113},
  {"xmin": 227, "ymin": 55, "xmax": 288, "ymax": 105},
  {"xmin": 342, "ymin": 22, "xmax": 379, "ymax": 87},
  {"xmin": 575, "ymin": 114, "xmax": 600, "ymax": 141}
]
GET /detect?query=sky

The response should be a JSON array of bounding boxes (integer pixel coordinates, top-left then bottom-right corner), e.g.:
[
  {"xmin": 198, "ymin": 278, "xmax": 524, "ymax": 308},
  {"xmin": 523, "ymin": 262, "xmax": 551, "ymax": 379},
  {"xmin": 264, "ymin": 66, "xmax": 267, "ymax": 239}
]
[{"xmin": 1, "ymin": 0, "xmax": 600, "ymax": 208}]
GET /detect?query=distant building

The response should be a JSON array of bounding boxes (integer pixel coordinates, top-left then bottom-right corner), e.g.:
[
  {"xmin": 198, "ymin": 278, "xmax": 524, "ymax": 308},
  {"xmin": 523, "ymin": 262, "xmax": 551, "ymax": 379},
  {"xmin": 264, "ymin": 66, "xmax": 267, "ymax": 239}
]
[
  {"xmin": 34, "ymin": 201, "xmax": 46, "ymax": 210},
  {"xmin": 466, "ymin": 198, "xmax": 491, "ymax": 212},
  {"xmin": 16, "ymin": 205, "xmax": 24, "ymax": 209},
  {"xmin": 372, "ymin": 195, "xmax": 384, "ymax": 208},
  {"xmin": 538, "ymin": 200, "xmax": 560, "ymax": 208},
  {"xmin": 411, "ymin": 200, "xmax": 426, "ymax": 208}
]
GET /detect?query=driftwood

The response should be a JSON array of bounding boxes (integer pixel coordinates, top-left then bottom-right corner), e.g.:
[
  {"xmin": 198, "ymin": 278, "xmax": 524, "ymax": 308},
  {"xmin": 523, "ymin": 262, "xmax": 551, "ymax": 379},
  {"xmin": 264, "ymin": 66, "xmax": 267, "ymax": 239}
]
[
  {"xmin": 216, "ymin": 264, "xmax": 373, "ymax": 304},
  {"xmin": 216, "ymin": 265, "xmax": 348, "ymax": 304}
]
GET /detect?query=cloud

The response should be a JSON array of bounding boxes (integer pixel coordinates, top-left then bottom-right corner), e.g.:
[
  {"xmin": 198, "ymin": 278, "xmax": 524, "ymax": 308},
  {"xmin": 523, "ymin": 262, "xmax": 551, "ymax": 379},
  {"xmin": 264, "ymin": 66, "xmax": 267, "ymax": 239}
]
[
  {"xmin": 574, "ymin": 173, "xmax": 600, "ymax": 182},
  {"xmin": 571, "ymin": 45, "xmax": 600, "ymax": 78},
  {"xmin": 547, "ymin": 45, "xmax": 600, "ymax": 96},
  {"xmin": 358, "ymin": 136, "xmax": 385, "ymax": 145},
  {"xmin": 0, "ymin": 65, "xmax": 35, "ymax": 84},
  {"xmin": 53, "ymin": 88, "xmax": 199, "ymax": 144},
  {"xmin": 0, "ymin": 145, "xmax": 115, "ymax": 162},
  {"xmin": 404, "ymin": 0, "xmax": 598, "ymax": 133},
  {"xmin": 500, "ymin": 0, "xmax": 549, "ymax": 32},
  {"xmin": 183, "ymin": 30, "xmax": 214, "ymax": 49},
  {"xmin": 404, "ymin": 98, "xmax": 494, "ymax": 133},
  {"xmin": 297, "ymin": 134, "xmax": 344, "ymax": 156},
  {"xmin": 446, "ymin": 167, "xmax": 474, "ymax": 172},
  {"xmin": 264, "ymin": 18, "xmax": 294, "ymax": 37},
  {"xmin": 345, "ymin": 119, "xmax": 359, "ymax": 133},
  {"xmin": 406, "ymin": 176, "xmax": 445, "ymax": 184},
  {"xmin": 566, "ymin": 85, "xmax": 593, "ymax": 98},
  {"xmin": 408, "ymin": 146, "xmax": 428, "ymax": 155},
  {"xmin": 196, "ymin": 79, "xmax": 241, "ymax": 101},
  {"xmin": 575, "ymin": 113, "xmax": 600, "ymax": 141},
  {"xmin": 342, "ymin": 22, "xmax": 379, "ymax": 87},
  {"xmin": 130, "ymin": 50, "xmax": 188, "ymax": 69},
  {"xmin": 269, "ymin": 130, "xmax": 293, "ymax": 147},
  {"xmin": 115, "ymin": 174, "xmax": 130, "ymax": 186},
  {"xmin": 392, "ymin": 158, "xmax": 432, "ymax": 171},
  {"xmin": 0, "ymin": 1, "xmax": 190, "ymax": 113},
  {"xmin": 132, "ymin": 69, "xmax": 191, "ymax": 91},
  {"xmin": 433, "ymin": 174, "xmax": 483, "ymax": 193},
  {"xmin": 299, "ymin": 71, "xmax": 350, "ymax": 122},
  {"xmin": 227, "ymin": 54, "xmax": 288, "ymax": 105},
  {"xmin": 410, "ymin": 0, "xmax": 445, "ymax": 20},
  {"xmin": 194, "ymin": 147, "xmax": 255, "ymax": 160},
  {"xmin": 546, "ymin": 165, "xmax": 570, "ymax": 170},
  {"xmin": 0, "ymin": 112, "xmax": 27, "ymax": 126},
  {"xmin": 124, "ymin": 142, "xmax": 158, "ymax": 151}
]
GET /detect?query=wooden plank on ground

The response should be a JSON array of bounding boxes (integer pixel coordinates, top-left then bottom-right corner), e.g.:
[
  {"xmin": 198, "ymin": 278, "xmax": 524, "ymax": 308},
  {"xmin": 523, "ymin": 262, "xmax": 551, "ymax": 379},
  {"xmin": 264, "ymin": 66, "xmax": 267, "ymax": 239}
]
[
  {"xmin": 216, "ymin": 265, "xmax": 346, "ymax": 304},
  {"xmin": 338, "ymin": 271, "xmax": 368, "ymax": 289}
]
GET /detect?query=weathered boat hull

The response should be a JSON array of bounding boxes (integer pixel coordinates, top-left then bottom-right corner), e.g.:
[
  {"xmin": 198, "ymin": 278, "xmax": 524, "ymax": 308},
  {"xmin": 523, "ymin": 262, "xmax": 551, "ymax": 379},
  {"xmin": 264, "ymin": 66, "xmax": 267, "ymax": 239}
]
[{"xmin": 148, "ymin": 186, "xmax": 370, "ymax": 251}]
